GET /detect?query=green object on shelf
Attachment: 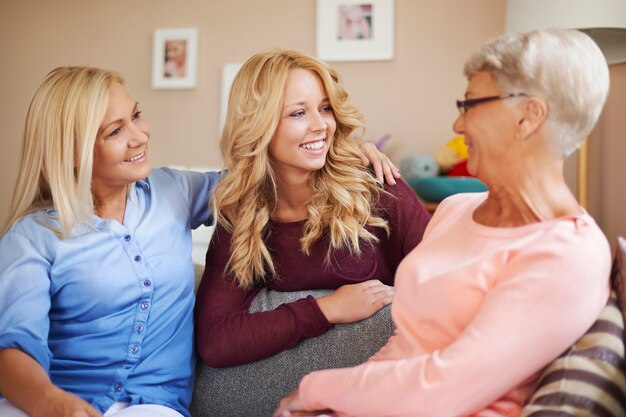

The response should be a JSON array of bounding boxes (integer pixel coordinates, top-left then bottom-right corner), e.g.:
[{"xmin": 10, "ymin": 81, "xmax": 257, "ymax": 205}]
[{"xmin": 407, "ymin": 176, "xmax": 487, "ymax": 203}]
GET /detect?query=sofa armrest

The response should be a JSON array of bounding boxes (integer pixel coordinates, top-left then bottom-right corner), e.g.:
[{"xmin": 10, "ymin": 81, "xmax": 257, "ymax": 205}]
[
  {"xmin": 521, "ymin": 236, "xmax": 626, "ymax": 417},
  {"xmin": 191, "ymin": 288, "xmax": 395, "ymax": 417}
]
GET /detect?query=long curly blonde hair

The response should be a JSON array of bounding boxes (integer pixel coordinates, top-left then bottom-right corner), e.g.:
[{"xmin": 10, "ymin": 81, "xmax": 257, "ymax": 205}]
[{"xmin": 213, "ymin": 49, "xmax": 389, "ymax": 288}]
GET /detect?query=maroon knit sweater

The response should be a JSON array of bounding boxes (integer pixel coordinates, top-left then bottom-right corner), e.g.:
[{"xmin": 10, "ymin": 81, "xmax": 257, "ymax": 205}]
[{"xmin": 195, "ymin": 179, "xmax": 431, "ymax": 367}]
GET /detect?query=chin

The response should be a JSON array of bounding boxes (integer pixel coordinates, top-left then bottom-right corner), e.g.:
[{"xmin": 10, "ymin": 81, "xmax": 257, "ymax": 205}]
[
  {"xmin": 134, "ymin": 164, "xmax": 152, "ymax": 180},
  {"xmin": 309, "ymin": 162, "xmax": 327, "ymax": 172}
]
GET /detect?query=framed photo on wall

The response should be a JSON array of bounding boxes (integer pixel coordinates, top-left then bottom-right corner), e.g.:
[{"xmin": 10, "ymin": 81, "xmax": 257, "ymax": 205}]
[
  {"xmin": 220, "ymin": 63, "xmax": 243, "ymax": 134},
  {"xmin": 316, "ymin": 0, "xmax": 394, "ymax": 62},
  {"xmin": 151, "ymin": 28, "xmax": 198, "ymax": 89}
]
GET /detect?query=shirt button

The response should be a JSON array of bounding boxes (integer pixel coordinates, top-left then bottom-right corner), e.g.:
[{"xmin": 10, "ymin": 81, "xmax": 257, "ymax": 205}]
[
  {"xmin": 143, "ymin": 279, "xmax": 152, "ymax": 287},
  {"xmin": 114, "ymin": 384, "xmax": 122, "ymax": 392},
  {"xmin": 135, "ymin": 324, "xmax": 144, "ymax": 333},
  {"xmin": 140, "ymin": 302, "xmax": 149, "ymax": 310},
  {"xmin": 130, "ymin": 345, "xmax": 139, "ymax": 354},
  {"xmin": 134, "ymin": 255, "xmax": 142, "ymax": 262},
  {"xmin": 124, "ymin": 235, "xmax": 131, "ymax": 242}
]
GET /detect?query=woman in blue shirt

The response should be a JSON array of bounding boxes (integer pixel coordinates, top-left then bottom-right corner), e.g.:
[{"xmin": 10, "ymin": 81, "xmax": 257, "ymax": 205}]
[{"xmin": 0, "ymin": 66, "xmax": 398, "ymax": 417}]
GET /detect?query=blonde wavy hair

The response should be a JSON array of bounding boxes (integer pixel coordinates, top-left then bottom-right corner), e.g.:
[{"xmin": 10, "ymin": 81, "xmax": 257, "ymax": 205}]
[
  {"xmin": 214, "ymin": 48, "xmax": 389, "ymax": 289},
  {"xmin": 1, "ymin": 66, "xmax": 123, "ymax": 238}
]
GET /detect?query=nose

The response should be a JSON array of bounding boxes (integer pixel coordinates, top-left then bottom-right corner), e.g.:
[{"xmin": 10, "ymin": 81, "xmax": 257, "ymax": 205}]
[
  {"xmin": 310, "ymin": 110, "xmax": 328, "ymax": 133},
  {"xmin": 128, "ymin": 121, "xmax": 151, "ymax": 147},
  {"xmin": 452, "ymin": 113, "xmax": 465, "ymax": 134}
]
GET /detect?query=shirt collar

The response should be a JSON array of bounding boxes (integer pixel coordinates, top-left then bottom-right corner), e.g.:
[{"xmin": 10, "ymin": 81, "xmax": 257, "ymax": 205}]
[{"xmin": 136, "ymin": 177, "xmax": 150, "ymax": 190}]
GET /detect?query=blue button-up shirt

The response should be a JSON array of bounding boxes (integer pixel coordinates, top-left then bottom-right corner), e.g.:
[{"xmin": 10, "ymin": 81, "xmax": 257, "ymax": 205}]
[{"xmin": 0, "ymin": 168, "xmax": 219, "ymax": 416}]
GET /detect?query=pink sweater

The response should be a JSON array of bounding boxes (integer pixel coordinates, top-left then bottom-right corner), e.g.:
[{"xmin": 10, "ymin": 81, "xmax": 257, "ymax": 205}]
[{"xmin": 299, "ymin": 192, "xmax": 611, "ymax": 417}]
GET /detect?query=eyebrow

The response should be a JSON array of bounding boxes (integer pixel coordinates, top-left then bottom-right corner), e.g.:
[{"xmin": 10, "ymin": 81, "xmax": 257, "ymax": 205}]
[
  {"xmin": 283, "ymin": 97, "xmax": 330, "ymax": 109},
  {"xmin": 100, "ymin": 102, "xmax": 140, "ymax": 133}
]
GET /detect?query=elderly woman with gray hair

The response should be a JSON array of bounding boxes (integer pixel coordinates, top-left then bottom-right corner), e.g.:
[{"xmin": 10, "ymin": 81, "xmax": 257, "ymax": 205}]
[{"xmin": 275, "ymin": 28, "xmax": 611, "ymax": 417}]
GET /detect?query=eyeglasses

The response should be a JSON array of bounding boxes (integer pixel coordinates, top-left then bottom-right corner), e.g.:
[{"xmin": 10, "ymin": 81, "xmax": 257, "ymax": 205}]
[{"xmin": 456, "ymin": 93, "xmax": 528, "ymax": 116}]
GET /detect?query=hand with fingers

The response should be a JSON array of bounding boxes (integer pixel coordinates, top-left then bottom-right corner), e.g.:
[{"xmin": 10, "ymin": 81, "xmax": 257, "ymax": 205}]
[
  {"xmin": 316, "ymin": 280, "xmax": 394, "ymax": 324},
  {"xmin": 31, "ymin": 385, "xmax": 102, "ymax": 417},
  {"xmin": 273, "ymin": 389, "xmax": 335, "ymax": 417},
  {"xmin": 355, "ymin": 139, "xmax": 401, "ymax": 185}
]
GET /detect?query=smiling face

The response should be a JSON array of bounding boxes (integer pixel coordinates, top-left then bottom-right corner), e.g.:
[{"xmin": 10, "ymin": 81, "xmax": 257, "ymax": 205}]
[
  {"xmin": 92, "ymin": 82, "xmax": 151, "ymax": 196},
  {"xmin": 268, "ymin": 68, "xmax": 337, "ymax": 181},
  {"xmin": 452, "ymin": 71, "xmax": 520, "ymax": 181}
]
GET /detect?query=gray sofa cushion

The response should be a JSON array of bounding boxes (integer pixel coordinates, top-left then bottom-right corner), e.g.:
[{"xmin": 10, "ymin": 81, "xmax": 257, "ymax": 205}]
[{"xmin": 190, "ymin": 288, "xmax": 395, "ymax": 417}]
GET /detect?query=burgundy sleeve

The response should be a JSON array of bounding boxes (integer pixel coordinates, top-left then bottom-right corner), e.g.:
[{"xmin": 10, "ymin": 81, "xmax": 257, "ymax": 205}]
[{"xmin": 194, "ymin": 226, "xmax": 332, "ymax": 368}]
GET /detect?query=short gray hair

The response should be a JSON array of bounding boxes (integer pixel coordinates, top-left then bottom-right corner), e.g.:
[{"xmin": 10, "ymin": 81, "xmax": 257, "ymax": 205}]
[{"xmin": 463, "ymin": 29, "xmax": 609, "ymax": 157}]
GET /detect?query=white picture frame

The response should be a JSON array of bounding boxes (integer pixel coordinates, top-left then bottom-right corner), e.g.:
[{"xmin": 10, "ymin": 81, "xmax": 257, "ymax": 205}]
[
  {"xmin": 151, "ymin": 28, "xmax": 198, "ymax": 89},
  {"xmin": 219, "ymin": 63, "xmax": 243, "ymax": 134},
  {"xmin": 316, "ymin": 0, "xmax": 394, "ymax": 62}
]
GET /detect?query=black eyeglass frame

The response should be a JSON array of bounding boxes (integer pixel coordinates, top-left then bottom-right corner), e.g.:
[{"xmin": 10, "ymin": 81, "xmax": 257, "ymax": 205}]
[{"xmin": 456, "ymin": 93, "xmax": 528, "ymax": 115}]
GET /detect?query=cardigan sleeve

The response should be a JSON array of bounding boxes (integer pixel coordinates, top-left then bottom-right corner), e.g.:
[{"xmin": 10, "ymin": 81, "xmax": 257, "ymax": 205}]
[
  {"xmin": 298, "ymin": 223, "xmax": 611, "ymax": 417},
  {"xmin": 194, "ymin": 226, "xmax": 332, "ymax": 368}
]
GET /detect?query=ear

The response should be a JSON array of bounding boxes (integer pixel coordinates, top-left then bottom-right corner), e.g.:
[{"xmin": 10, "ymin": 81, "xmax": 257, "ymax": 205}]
[{"xmin": 516, "ymin": 97, "xmax": 547, "ymax": 140}]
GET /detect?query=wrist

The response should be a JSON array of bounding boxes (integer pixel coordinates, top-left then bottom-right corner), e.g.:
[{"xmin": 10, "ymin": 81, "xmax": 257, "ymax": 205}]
[{"xmin": 316, "ymin": 296, "xmax": 338, "ymax": 324}]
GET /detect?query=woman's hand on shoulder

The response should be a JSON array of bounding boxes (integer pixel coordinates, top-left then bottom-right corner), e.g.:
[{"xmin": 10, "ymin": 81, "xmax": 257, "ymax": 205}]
[
  {"xmin": 317, "ymin": 280, "xmax": 394, "ymax": 324},
  {"xmin": 33, "ymin": 385, "xmax": 102, "ymax": 417},
  {"xmin": 355, "ymin": 140, "xmax": 400, "ymax": 185}
]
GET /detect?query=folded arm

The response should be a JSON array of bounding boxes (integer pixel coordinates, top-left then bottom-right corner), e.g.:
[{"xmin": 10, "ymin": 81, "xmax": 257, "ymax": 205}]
[
  {"xmin": 0, "ymin": 348, "xmax": 101, "ymax": 417},
  {"xmin": 295, "ymin": 237, "xmax": 610, "ymax": 417}
]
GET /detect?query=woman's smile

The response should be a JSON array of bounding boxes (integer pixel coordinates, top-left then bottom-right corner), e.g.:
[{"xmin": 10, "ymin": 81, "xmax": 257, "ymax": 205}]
[{"xmin": 299, "ymin": 138, "xmax": 326, "ymax": 154}]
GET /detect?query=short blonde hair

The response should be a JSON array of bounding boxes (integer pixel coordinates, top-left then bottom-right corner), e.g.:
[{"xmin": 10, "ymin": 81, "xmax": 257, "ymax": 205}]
[
  {"xmin": 214, "ymin": 49, "xmax": 388, "ymax": 288},
  {"xmin": 463, "ymin": 29, "xmax": 609, "ymax": 157},
  {"xmin": 2, "ymin": 66, "xmax": 124, "ymax": 238}
]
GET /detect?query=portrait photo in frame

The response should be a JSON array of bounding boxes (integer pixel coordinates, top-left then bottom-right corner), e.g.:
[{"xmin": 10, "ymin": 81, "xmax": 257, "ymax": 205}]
[
  {"xmin": 151, "ymin": 28, "xmax": 198, "ymax": 89},
  {"xmin": 316, "ymin": 0, "xmax": 394, "ymax": 62},
  {"xmin": 219, "ymin": 63, "xmax": 243, "ymax": 134}
]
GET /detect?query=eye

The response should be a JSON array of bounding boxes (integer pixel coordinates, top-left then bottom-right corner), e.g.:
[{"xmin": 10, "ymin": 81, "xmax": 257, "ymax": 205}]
[
  {"xmin": 132, "ymin": 110, "xmax": 142, "ymax": 120},
  {"xmin": 108, "ymin": 127, "xmax": 121, "ymax": 138},
  {"xmin": 320, "ymin": 105, "xmax": 333, "ymax": 113},
  {"xmin": 289, "ymin": 110, "xmax": 305, "ymax": 118}
]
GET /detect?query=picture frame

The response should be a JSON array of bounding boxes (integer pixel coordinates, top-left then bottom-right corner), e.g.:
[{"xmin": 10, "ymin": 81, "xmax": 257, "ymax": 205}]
[
  {"xmin": 151, "ymin": 28, "xmax": 198, "ymax": 89},
  {"xmin": 219, "ymin": 63, "xmax": 242, "ymax": 134},
  {"xmin": 316, "ymin": 0, "xmax": 394, "ymax": 62}
]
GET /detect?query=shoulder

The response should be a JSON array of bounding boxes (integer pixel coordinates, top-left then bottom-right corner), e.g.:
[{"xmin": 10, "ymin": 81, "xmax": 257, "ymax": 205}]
[
  {"xmin": 143, "ymin": 167, "xmax": 220, "ymax": 205},
  {"xmin": 379, "ymin": 178, "xmax": 420, "ymax": 208},
  {"xmin": 433, "ymin": 192, "xmax": 485, "ymax": 218},
  {"xmin": 204, "ymin": 224, "xmax": 233, "ymax": 265},
  {"xmin": 1, "ymin": 211, "xmax": 59, "ymax": 260},
  {"xmin": 147, "ymin": 167, "xmax": 219, "ymax": 187},
  {"xmin": 536, "ymin": 213, "xmax": 610, "ymax": 264},
  {"xmin": 4, "ymin": 211, "xmax": 59, "ymax": 240},
  {"xmin": 440, "ymin": 191, "xmax": 486, "ymax": 208}
]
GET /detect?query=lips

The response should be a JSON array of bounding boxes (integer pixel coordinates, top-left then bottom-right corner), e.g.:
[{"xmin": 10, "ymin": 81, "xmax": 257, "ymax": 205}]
[
  {"xmin": 125, "ymin": 151, "xmax": 145, "ymax": 162},
  {"xmin": 299, "ymin": 139, "xmax": 325, "ymax": 151}
]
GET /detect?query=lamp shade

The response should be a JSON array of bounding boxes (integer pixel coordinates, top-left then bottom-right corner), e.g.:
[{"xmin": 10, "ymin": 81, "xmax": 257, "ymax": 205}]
[{"xmin": 506, "ymin": 0, "xmax": 626, "ymax": 64}]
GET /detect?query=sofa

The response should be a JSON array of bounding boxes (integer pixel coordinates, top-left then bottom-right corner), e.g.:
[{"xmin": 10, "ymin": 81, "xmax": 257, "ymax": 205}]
[{"xmin": 189, "ymin": 237, "xmax": 626, "ymax": 417}]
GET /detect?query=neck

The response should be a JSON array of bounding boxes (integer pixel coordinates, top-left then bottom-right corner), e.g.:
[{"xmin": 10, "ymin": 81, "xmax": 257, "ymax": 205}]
[
  {"xmin": 474, "ymin": 155, "xmax": 581, "ymax": 227},
  {"xmin": 272, "ymin": 172, "xmax": 314, "ymax": 223},
  {"xmin": 93, "ymin": 184, "xmax": 129, "ymax": 224}
]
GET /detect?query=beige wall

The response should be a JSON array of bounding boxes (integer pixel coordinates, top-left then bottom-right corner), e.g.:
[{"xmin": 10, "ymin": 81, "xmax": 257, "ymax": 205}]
[
  {"xmin": 0, "ymin": 0, "xmax": 505, "ymax": 225},
  {"xmin": 588, "ymin": 64, "xmax": 626, "ymax": 249}
]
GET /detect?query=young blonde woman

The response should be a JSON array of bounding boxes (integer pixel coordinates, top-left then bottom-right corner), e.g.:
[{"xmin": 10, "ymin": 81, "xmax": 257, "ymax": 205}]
[
  {"xmin": 194, "ymin": 49, "xmax": 431, "ymax": 367},
  {"xmin": 0, "ymin": 65, "xmax": 397, "ymax": 417}
]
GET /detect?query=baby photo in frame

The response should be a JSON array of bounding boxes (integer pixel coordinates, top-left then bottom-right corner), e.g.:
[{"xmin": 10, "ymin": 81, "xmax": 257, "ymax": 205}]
[
  {"xmin": 316, "ymin": 0, "xmax": 394, "ymax": 62},
  {"xmin": 152, "ymin": 28, "xmax": 198, "ymax": 89}
]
